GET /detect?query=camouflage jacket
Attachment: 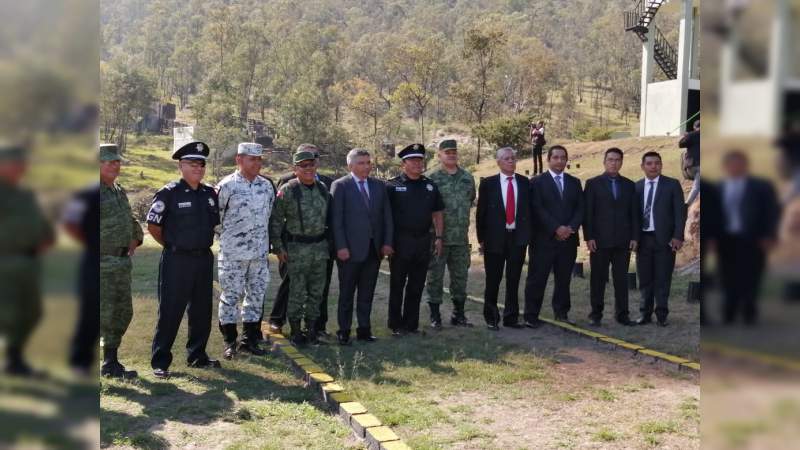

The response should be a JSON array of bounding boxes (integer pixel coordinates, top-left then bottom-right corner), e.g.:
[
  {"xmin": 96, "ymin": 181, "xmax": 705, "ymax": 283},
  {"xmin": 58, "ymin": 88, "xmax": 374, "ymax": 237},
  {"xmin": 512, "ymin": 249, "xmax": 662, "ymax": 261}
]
[
  {"xmin": 427, "ymin": 166, "xmax": 476, "ymax": 246},
  {"xmin": 100, "ymin": 182, "xmax": 143, "ymax": 251},
  {"xmin": 216, "ymin": 171, "xmax": 275, "ymax": 260},
  {"xmin": 269, "ymin": 179, "xmax": 330, "ymax": 259}
]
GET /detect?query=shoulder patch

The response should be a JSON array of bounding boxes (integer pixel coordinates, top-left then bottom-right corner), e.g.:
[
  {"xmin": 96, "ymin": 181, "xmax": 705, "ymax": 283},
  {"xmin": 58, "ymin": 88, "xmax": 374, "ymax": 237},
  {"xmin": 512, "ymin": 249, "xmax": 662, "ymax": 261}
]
[{"xmin": 165, "ymin": 181, "xmax": 178, "ymax": 190}]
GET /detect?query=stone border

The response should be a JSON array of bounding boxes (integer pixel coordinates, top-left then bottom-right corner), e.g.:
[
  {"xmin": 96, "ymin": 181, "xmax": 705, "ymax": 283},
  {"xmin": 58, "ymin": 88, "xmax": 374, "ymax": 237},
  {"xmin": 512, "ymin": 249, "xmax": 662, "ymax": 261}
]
[
  {"xmin": 377, "ymin": 269, "xmax": 699, "ymax": 372},
  {"xmin": 263, "ymin": 329, "xmax": 412, "ymax": 450},
  {"xmin": 703, "ymin": 340, "xmax": 800, "ymax": 373}
]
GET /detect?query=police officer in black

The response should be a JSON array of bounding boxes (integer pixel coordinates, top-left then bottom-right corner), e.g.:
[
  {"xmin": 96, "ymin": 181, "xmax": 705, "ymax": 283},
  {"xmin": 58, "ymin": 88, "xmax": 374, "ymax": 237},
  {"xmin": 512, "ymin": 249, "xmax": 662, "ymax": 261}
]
[
  {"xmin": 386, "ymin": 144, "xmax": 445, "ymax": 335},
  {"xmin": 147, "ymin": 141, "xmax": 221, "ymax": 378}
]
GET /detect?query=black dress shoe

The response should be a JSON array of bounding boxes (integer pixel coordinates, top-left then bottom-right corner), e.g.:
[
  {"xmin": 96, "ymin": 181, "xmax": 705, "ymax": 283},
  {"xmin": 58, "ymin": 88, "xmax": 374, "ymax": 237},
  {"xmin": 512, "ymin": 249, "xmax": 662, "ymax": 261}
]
[
  {"xmin": 555, "ymin": 316, "xmax": 577, "ymax": 326},
  {"xmin": 356, "ymin": 334, "xmax": 377, "ymax": 342},
  {"xmin": 486, "ymin": 324, "xmax": 500, "ymax": 331},
  {"xmin": 635, "ymin": 317, "xmax": 652, "ymax": 325},
  {"xmin": 589, "ymin": 318, "xmax": 602, "ymax": 327},
  {"xmin": 451, "ymin": 316, "xmax": 474, "ymax": 327},
  {"xmin": 657, "ymin": 319, "xmax": 669, "ymax": 327},
  {"xmin": 188, "ymin": 358, "xmax": 221, "ymax": 369},
  {"xmin": 617, "ymin": 318, "xmax": 635, "ymax": 326},
  {"xmin": 153, "ymin": 368, "xmax": 170, "ymax": 379},
  {"xmin": 391, "ymin": 328, "xmax": 404, "ymax": 337},
  {"xmin": 504, "ymin": 322, "xmax": 524, "ymax": 329},
  {"xmin": 524, "ymin": 320, "xmax": 543, "ymax": 329},
  {"xmin": 430, "ymin": 319, "xmax": 443, "ymax": 330}
]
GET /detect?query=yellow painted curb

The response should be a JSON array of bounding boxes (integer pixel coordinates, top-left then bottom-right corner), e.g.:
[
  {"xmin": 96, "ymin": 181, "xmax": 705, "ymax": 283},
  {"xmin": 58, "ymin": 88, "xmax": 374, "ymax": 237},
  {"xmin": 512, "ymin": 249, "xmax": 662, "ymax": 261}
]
[
  {"xmin": 366, "ymin": 426, "xmax": 399, "ymax": 447},
  {"xmin": 638, "ymin": 348, "xmax": 691, "ymax": 365},
  {"xmin": 704, "ymin": 341, "xmax": 800, "ymax": 372},
  {"xmin": 381, "ymin": 441, "xmax": 413, "ymax": 450},
  {"xmin": 309, "ymin": 372, "xmax": 335, "ymax": 383},
  {"xmin": 340, "ymin": 402, "xmax": 368, "ymax": 416}
]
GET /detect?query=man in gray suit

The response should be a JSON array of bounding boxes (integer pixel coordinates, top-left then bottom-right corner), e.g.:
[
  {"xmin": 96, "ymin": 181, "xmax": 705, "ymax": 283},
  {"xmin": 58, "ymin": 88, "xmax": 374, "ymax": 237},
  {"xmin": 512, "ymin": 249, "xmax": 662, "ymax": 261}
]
[{"xmin": 331, "ymin": 148, "xmax": 394, "ymax": 345}]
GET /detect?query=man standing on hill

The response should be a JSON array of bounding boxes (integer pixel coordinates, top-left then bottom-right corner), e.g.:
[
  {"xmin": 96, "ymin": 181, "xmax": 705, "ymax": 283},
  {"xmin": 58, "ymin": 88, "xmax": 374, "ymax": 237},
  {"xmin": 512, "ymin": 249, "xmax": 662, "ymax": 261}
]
[
  {"xmin": 216, "ymin": 143, "xmax": 275, "ymax": 359},
  {"xmin": 426, "ymin": 139, "xmax": 476, "ymax": 329},
  {"xmin": 267, "ymin": 145, "xmax": 334, "ymax": 337}
]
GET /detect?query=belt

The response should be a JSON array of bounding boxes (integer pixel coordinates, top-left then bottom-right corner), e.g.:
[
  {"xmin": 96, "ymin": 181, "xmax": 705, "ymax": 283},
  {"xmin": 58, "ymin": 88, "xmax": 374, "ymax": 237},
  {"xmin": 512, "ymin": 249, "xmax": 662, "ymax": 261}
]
[
  {"xmin": 167, "ymin": 246, "xmax": 211, "ymax": 256},
  {"xmin": 286, "ymin": 233, "xmax": 326, "ymax": 244},
  {"xmin": 100, "ymin": 247, "xmax": 128, "ymax": 257}
]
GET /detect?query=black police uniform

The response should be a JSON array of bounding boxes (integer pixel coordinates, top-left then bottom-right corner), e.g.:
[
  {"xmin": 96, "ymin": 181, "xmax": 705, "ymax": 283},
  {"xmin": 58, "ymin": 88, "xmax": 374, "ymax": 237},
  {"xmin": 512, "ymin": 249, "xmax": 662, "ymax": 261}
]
[
  {"xmin": 147, "ymin": 144, "xmax": 220, "ymax": 371},
  {"xmin": 386, "ymin": 170, "xmax": 444, "ymax": 332}
]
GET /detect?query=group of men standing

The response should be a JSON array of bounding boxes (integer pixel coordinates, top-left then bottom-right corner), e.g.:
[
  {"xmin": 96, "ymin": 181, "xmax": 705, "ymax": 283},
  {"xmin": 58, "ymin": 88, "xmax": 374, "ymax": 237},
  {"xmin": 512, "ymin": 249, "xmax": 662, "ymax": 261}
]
[{"xmin": 97, "ymin": 135, "xmax": 688, "ymax": 380}]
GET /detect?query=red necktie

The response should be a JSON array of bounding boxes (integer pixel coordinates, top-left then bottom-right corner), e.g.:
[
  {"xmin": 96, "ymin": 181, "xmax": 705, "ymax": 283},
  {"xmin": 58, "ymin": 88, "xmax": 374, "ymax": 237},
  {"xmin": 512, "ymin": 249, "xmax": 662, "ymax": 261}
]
[{"xmin": 505, "ymin": 176, "xmax": 515, "ymax": 225}]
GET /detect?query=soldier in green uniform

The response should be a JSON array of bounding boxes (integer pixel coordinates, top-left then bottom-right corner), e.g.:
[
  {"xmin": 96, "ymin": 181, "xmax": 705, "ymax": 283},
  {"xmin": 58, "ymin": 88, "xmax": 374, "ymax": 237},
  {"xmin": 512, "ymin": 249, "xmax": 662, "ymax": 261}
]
[
  {"xmin": 99, "ymin": 144, "xmax": 143, "ymax": 378},
  {"xmin": 269, "ymin": 150, "xmax": 331, "ymax": 346},
  {"xmin": 426, "ymin": 139, "xmax": 476, "ymax": 328},
  {"xmin": 0, "ymin": 141, "xmax": 54, "ymax": 376}
]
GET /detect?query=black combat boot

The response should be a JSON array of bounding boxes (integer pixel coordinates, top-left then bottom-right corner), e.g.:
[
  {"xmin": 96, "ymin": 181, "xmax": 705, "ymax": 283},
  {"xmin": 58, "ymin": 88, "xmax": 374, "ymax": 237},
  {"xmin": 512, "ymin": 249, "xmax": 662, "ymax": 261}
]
[
  {"xmin": 239, "ymin": 322, "xmax": 267, "ymax": 356},
  {"xmin": 451, "ymin": 305, "xmax": 474, "ymax": 327},
  {"xmin": 219, "ymin": 322, "xmax": 238, "ymax": 360},
  {"xmin": 101, "ymin": 347, "xmax": 138, "ymax": 379},
  {"xmin": 429, "ymin": 303, "xmax": 443, "ymax": 330},
  {"xmin": 289, "ymin": 320, "xmax": 307, "ymax": 346},
  {"xmin": 306, "ymin": 320, "xmax": 320, "ymax": 345},
  {"xmin": 4, "ymin": 347, "xmax": 34, "ymax": 377}
]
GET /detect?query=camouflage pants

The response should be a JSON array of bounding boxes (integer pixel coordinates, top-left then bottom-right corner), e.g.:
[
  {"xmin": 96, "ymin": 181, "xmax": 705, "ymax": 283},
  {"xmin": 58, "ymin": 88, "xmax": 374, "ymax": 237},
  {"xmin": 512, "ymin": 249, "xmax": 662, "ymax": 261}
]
[
  {"xmin": 218, "ymin": 257, "xmax": 269, "ymax": 325},
  {"xmin": 0, "ymin": 259, "xmax": 41, "ymax": 349},
  {"xmin": 426, "ymin": 244, "xmax": 471, "ymax": 312},
  {"xmin": 100, "ymin": 255, "xmax": 133, "ymax": 349},
  {"xmin": 286, "ymin": 252, "xmax": 328, "ymax": 323}
]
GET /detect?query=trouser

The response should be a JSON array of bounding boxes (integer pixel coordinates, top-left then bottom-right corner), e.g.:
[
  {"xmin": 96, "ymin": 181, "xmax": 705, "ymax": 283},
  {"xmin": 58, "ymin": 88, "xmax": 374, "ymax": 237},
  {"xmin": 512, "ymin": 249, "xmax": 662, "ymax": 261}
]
[
  {"xmin": 388, "ymin": 234, "xmax": 432, "ymax": 331},
  {"xmin": 718, "ymin": 235, "xmax": 765, "ymax": 324},
  {"xmin": 151, "ymin": 249, "xmax": 213, "ymax": 370},
  {"xmin": 337, "ymin": 243, "xmax": 380, "ymax": 333},
  {"xmin": 218, "ymin": 257, "xmax": 269, "ymax": 325},
  {"xmin": 589, "ymin": 247, "xmax": 631, "ymax": 321},
  {"xmin": 483, "ymin": 232, "xmax": 526, "ymax": 326},
  {"xmin": 426, "ymin": 244, "xmax": 470, "ymax": 316},
  {"xmin": 100, "ymin": 254, "xmax": 133, "ymax": 349},
  {"xmin": 524, "ymin": 242, "xmax": 578, "ymax": 321},
  {"xmin": 286, "ymin": 253, "xmax": 328, "ymax": 323},
  {"xmin": 269, "ymin": 258, "xmax": 332, "ymax": 329},
  {"xmin": 636, "ymin": 233, "xmax": 676, "ymax": 322},
  {"xmin": 532, "ymin": 146, "xmax": 544, "ymax": 175},
  {"xmin": 0, "ymin": 258, "xmax": 42, "ymax": 352},
  {"xmin": 71, "ymin": 252, "xmax": 100, "ymax": 368}
]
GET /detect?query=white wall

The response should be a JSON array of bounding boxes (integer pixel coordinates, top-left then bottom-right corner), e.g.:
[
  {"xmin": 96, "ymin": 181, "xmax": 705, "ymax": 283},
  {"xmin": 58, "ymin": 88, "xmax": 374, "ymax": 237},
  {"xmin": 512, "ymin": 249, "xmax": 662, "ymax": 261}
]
[
  {"xmin": 720, "ymin": 80, "xmax": 776, "ymax": 136},
  {"xmin": 644, "ymin": 80, "xmax": 682, "ymax": 136}
]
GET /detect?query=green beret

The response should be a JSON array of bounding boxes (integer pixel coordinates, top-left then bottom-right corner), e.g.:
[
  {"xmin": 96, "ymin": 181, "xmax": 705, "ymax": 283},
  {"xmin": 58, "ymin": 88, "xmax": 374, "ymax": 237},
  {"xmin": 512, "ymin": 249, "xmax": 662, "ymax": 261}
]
[
  {"xmin": 99, "ymin": 143, "xmax": 121, "ymax": 162},
  {"xmin": 438, "ymin": 139, "xmax": 457, "ymax": 151},
  {"xmin": 293, "ymin": 150, "xmax": 316, "ymax": 164},
  {"xmin": 0, "ymin": 141, "xmax": 28, "ymax": 162}
]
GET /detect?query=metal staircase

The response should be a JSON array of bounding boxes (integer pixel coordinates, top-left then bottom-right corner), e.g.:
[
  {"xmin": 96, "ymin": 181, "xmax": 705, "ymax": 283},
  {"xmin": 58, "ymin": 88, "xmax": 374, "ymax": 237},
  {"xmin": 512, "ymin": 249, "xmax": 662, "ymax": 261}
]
[{"xmin": 624, "ymin": 0, "xmax": 678, "ymax": 79}]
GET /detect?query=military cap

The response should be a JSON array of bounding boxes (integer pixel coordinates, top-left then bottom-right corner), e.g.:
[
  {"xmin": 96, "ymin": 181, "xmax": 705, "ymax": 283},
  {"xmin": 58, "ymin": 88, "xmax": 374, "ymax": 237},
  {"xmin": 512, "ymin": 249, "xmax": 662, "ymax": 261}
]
[
  {"xmin": 438, "ymin": 139, "xmax": 457, "ymax": 151},
  {"xmin": 0, "ymin": 141, "xmax": 28, "ymax": 162},
  {"xmin": 237, "ymin": 142, "xmax": 263, "ymax": 157},
  {"xmin": 296, "ymin": 143, "xmax": 320, "ymax": 157},
  {"xmin": 99, "ymin": 143, "xmax": 121, "ymax": 162},
  {"xmin": 293, "ymin": 150, "xmax": 316, "ymax": 164},
  {"xmin": 172, "ymin": 141, "xmax": 210, "ymax": 160},
  {"xmin": 398, "ymin": 143, "xmax": 425, "ymax": 160}
]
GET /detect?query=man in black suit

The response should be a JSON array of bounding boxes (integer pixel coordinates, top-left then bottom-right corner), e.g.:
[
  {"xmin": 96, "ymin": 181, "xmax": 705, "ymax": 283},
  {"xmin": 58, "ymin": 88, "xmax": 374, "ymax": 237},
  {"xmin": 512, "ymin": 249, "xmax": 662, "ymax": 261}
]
[
  {"xmin": 330, "ymin": 148, "xmax": 394, "ymax": 344},
  {"xmin": 717, "ymin": 151, "xmax": 779, "ymax": 325},
  {"xmin": 476, "ymin": 147, "xmax": 531, "ymax": 330},
  {"xmin": 583, "ymin": 148, "xmax": 639, "ymax": 327},
  {"xmin": 267, "ymin": 145, "xmax": 334, "ymax": 336},
  {"xmin": 524, "ymin": 145, "xmax": 584, "ymax": 326},
  {"xmin": 635, "ymin": 151, "xmax": 687, "ymax": 326}
]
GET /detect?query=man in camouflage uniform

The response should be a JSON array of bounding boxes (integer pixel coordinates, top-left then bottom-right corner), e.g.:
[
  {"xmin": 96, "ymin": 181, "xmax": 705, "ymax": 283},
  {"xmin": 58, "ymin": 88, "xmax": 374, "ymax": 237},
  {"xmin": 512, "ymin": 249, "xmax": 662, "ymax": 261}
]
[
  {"xmin": 216, "ymin": 143, "xmax": 275, "ymax": 359},
  {"xmin": 0, "ymin": 141, "xmax": 54, "ymax": 376},
  {"xmin": 426, "ymin": 139, "xmax": 476, "ymax": 328},
  {"xmin": 97, "ymin": 144, "xmax": 143, "ymax": 378},
  {"xmin": 269, "ymin": 149, "xmax": 331, "ymax": 346}
]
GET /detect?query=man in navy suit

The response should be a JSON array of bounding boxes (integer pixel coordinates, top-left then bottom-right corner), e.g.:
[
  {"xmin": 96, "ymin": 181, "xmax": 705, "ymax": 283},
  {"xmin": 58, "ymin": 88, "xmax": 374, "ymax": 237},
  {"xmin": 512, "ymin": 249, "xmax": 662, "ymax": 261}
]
[
  {"xmin": 330, "ymin": 148, "xmax": 394, "ymax": 344},
  {"xmin": 524, "ymin": 145, "xmax": 584, "ymax": 326},
  {"xmin": 635, "ymin": 151, "xmax": 687, "ymax": 326},
  {"xmin": 475, "ymin": 147, "xmax": 531, "ymax": 330},
  {"xmin": 583, "ymin": 148, "xmax": 638, "ymax": 327}
]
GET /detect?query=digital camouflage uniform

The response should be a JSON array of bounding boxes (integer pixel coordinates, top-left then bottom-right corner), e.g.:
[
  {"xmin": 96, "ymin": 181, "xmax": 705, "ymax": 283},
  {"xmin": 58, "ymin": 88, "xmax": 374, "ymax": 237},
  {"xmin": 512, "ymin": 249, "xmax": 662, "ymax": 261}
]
[
  {"xmin": 0, "ymin": 179, "xmax": 53, "ymax": 353},
  {"xmin": 269, "ymin": 179, "xmax": 330, "ymax": 325},
  {"xmin": 216, "ymin": 171, "xmax": 275, "ymax": 325},
  {"xmin": 100, "ymin": 182, "xmax": 143, "ymax": 349},
  {"xmin": 426, "ymin": 166, "xmax": 476, "ymax": 319}
]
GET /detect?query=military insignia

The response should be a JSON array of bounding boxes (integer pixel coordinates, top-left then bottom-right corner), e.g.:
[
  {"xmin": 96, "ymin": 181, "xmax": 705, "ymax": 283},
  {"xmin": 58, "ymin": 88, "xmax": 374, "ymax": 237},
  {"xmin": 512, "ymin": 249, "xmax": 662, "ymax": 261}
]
[
  {"xmin": 413, "ymin": 144, "xmax": 420, "ymax": 150},
  {"xmin": 151, "ymin": 200, "xmax": 165, "ymax": 213},
  {"xmin": 426, "ymin": 184, "xmax": 433, "ymax": 191},
  {"xmin": 196, "ymin": 143, "xmax": 204, "ymax": 152},
  {"xmin": 166, "ymin": 181, "xmax": 177, "ymax": 189},
  {"xmin": 208, "ymin": 198, "xmax": 215, "ymax": 207}
]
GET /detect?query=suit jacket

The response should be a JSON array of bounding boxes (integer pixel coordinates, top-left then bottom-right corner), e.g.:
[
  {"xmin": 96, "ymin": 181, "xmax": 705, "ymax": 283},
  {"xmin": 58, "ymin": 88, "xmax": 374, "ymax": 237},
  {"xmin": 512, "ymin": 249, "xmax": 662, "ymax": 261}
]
[
  {"xmin": 475, "ymin": 173, "xmax": 531, "ymax": 253},
  {"xmin": 530, "ymin": 171, "xmax": 584, "ymax": 247},
  {"xmin": 331, "ymin": 174, "xmax": 393, "ymax": 262},
  {"xmin": 717, "ymin": 176, "xmax": 780, "ymax": 240},
  {"xmin": 636, "ymin": 175, "xmax": 687, "ymax": 245},
  {"xmin": 583, "ymin": 174, "xmax": 639, "ymax": 248}
]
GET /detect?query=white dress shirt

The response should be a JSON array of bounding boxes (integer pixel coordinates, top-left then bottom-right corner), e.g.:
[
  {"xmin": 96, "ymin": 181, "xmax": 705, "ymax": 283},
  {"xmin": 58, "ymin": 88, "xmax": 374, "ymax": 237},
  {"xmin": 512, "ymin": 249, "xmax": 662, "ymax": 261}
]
[
  {"xmin": 723, "ymin": 177, "xmax": 747, "ymax": 234},
  {"xmin": 642, "ymin": 176, "xmax": 660, "ymax": 231},
  {"xmin": 499, "ymin": 173, "xmax": 518, "ymax": 229}
]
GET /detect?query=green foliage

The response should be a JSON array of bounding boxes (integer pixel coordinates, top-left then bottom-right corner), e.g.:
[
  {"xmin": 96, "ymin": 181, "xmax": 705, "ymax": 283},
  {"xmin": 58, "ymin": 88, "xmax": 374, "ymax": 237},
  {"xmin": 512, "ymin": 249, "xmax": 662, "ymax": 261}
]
[
  {"xmin": 99, "ymin": 58, "xmax": 157, "ymax": 152},
  {"xmin": 472, "ymin": 114, "xmax": 532, "ymax": 152}
]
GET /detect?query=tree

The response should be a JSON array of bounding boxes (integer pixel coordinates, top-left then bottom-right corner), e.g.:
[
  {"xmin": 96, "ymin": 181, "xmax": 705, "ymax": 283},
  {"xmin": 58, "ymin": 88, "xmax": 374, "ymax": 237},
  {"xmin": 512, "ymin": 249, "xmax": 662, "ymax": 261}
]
[
  {"xmin": 472, "ymin": 114, "xmax": 532, "ymax": 152},
  {"xmin": 99, "ymin": 59, "xmax": 156, "ymax": 153}
]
